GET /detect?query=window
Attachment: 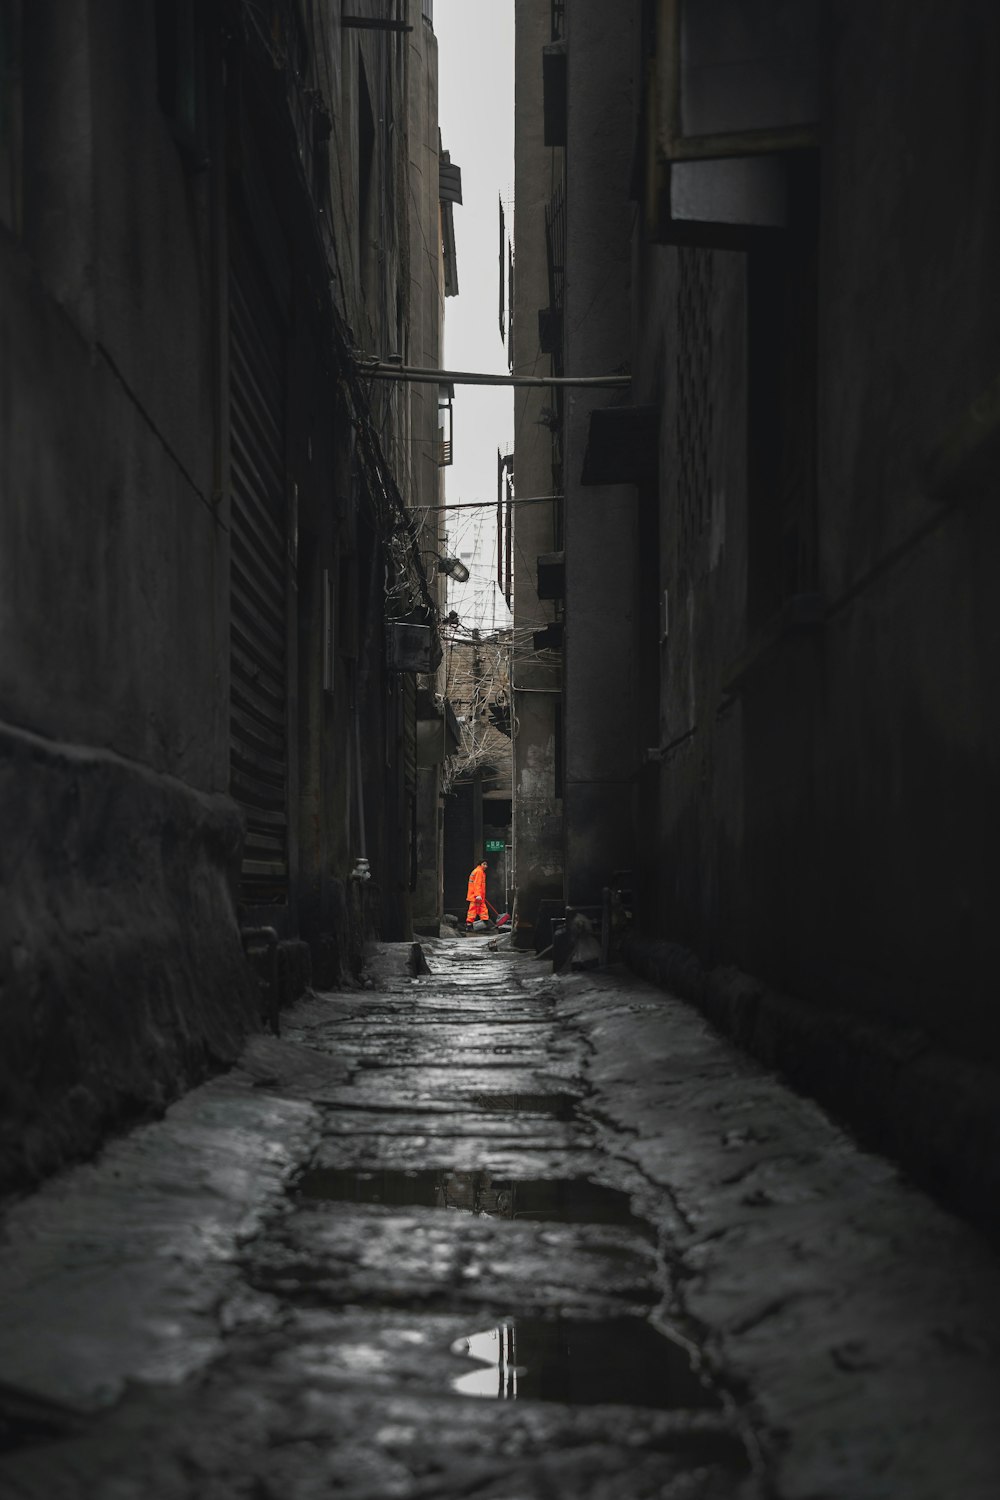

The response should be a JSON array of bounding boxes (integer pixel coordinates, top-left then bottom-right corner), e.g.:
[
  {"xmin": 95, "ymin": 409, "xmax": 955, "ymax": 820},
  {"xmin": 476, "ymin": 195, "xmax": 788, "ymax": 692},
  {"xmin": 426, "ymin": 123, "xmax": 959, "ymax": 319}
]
[
  {"xmin": 0, "ymin": 0, "xmax": 22, "ymax": 233},
  {"xmin": 646, "ymin": 0, "xmax": 819, "ymax": 246}
]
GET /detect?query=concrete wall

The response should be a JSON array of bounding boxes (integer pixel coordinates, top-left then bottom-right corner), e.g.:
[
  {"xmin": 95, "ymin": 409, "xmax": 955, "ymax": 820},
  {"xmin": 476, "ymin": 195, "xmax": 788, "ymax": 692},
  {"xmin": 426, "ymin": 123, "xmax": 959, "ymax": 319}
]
[
  {"xmin": 0, "ymin": 5, "xmax": 255, "ymax": 1190},
  {"xmin": 0, "ymin": 0, "xmax": 433, "ymax": 1189},
  {"xmin": 6, "ymin": 4, "xmax": 221, "ymax": 786},
  {"xmin": 626, "ymin": 0, "xmax": 1000, "ymax": 1076},
  {"xmin": 800, "ymin": 0, "xmax": 1000, "ymax": 1055},
  {"xmin": 530, "ymin": 0, "xmax": 1000, "ymax": 1220},
  {"xmin": 562, "ymin": 0, "xmax": 638, "ymax": 908},
  {"xmin": 511, "ymin": 0, "xmax": 564, "ymax": 944},
  {"xmin": 631, "ymin": 243, "xmax": 748, "ymax": 953},
  {"xmin": 491, "ymin": 0, "xmax": 1000, "ymax": 1021},
  {"xmin": 405, "ymin": 2, "xmax": 452, "ymax": 936}
]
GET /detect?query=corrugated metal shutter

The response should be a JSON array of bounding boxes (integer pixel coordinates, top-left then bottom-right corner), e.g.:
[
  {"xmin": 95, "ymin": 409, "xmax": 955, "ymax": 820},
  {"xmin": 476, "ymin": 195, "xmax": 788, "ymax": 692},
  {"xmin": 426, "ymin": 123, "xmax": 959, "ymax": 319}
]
[{"xmin": 229, "ymin": 223, "xmax": 289, "ymax": 905}]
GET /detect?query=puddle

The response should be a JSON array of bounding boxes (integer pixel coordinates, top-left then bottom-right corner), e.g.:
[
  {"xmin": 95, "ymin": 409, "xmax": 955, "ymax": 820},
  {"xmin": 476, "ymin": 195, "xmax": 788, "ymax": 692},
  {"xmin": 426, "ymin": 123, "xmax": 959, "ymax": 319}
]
[
  {"xmin": 450, "ymin": 1316, "xmax": 719, "ymax": 1409},
  {"xmin": 295, "ymin": 1168, "xmax": 650, "ymax": 1232}
]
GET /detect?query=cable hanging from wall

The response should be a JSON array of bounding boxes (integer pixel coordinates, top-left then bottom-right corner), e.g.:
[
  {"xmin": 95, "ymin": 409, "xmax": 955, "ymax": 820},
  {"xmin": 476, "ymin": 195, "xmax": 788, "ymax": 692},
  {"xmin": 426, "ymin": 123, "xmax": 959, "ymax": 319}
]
[{"xmin": 234, "ymin": 0, "xmax": 440, "ymax": 630}]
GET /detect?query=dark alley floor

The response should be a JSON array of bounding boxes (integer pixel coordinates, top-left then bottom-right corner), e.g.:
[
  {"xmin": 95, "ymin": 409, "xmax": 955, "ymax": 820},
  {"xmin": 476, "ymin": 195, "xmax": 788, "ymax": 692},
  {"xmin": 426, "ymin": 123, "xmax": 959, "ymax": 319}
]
[{"xmin": 1, "ymin": 937, "xmax": 999, "ymax": 1499}]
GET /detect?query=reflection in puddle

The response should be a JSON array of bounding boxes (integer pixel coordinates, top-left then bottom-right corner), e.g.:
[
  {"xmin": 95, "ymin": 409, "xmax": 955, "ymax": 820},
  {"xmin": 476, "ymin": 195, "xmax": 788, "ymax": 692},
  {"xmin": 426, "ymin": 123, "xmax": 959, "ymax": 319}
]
[
  {"xmin": 296, "ymin": 1168, "xmax": 650, "ymax": 1233},
  {"xmin": 450, "ymin": 1316, "xmax": 719, "ymax": 1409},
  {"xmin": 452, "ymin": 1325, "xmax": 520, "ymax": 1398}
]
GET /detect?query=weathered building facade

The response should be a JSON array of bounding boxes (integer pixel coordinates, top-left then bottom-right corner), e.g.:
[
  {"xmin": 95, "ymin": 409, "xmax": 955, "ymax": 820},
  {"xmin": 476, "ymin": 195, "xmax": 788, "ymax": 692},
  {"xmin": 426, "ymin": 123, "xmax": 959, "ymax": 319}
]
[
  {"xmin": 509, "ymin": 0, "xmax": 566, "ymax": 948},
  {"xmin": 0, "ymin": 0, "xmax": 451, "ymax": 1191},
  {"xmin": 406, "ymin": 8, "xmax": 464, "ymax": 938},
  {"xmin": 514, "ymin": 0, "xmax": 1000, "ymax": 1219}
]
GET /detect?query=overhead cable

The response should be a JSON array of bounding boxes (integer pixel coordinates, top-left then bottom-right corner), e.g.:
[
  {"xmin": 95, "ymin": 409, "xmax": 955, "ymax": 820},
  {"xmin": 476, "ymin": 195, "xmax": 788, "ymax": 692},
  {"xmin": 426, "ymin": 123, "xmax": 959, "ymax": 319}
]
[{"xmin": 417, "ymin": 494, "xmax": 563, "ymax": 512}]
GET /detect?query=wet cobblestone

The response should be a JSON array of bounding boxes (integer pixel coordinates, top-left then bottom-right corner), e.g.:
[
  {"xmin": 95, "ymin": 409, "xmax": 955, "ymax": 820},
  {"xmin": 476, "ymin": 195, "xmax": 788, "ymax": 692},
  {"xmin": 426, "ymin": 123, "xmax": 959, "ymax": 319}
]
[{"xmin": 0, "ymin": 937, "xmax": 998, "ymax": 1497}]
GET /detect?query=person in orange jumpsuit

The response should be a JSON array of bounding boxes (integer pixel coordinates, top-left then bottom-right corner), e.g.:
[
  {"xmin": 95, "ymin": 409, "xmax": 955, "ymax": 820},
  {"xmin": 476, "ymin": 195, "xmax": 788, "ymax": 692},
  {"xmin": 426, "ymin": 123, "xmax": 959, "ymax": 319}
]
[{"xmin": 466, "ymin": 860, "xmax": 489, "ymax": 929}]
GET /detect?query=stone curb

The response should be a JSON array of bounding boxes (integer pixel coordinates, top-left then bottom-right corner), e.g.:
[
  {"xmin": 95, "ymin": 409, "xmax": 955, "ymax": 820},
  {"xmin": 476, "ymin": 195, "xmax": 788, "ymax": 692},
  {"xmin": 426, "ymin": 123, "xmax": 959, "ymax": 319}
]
[{"xmin": 624, "ymin": 934, "xmax": 1000, "ymax": 1243}]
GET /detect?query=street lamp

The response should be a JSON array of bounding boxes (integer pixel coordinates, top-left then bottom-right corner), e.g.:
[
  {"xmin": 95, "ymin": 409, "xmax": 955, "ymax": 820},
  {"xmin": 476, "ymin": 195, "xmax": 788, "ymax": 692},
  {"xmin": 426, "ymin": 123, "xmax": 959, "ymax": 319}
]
[
  {"xmin": 422, "ymin": 551, "xmax": 470, "ymax": 583},
  {"xmin": 437, "ymin": 554, "xmax": 470, "ymax": 583}
]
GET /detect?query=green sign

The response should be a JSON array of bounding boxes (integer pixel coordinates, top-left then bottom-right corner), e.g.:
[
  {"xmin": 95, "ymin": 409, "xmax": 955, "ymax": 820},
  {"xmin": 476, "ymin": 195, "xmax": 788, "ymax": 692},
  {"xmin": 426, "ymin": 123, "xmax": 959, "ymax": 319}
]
[{"xmin": 485, "ymin": 838, "xmax": 505, "ymax": 853}]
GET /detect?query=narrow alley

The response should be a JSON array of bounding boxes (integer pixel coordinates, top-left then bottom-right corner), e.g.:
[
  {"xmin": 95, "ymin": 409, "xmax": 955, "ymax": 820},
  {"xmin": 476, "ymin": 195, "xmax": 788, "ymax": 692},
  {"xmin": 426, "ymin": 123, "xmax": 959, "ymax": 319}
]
[
  {"xmin": 3, "ymin": 937, "xmax": 999, "ymax": 1499},
  {"xmin": 3, "ymin": 4, "xmax": 1000, "ymax": 1494}
]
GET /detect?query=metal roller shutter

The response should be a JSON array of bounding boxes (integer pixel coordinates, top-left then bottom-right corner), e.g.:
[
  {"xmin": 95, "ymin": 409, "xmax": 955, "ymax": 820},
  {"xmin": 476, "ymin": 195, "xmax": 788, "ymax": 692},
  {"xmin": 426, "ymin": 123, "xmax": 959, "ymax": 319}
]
[{"xmin": 229, "ymin": 222, "xmax": 289, "ymax": 905}]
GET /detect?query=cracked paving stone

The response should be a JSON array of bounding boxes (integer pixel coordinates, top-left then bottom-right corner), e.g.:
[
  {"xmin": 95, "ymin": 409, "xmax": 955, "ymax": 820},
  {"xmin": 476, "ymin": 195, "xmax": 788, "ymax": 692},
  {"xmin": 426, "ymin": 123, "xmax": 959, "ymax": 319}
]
[
  {"xmin": 314, "ymin": 1107, "xmax": 583, "ymax": 1147},
  {"xmin": 4, "ymin": 938, "xmax": 999, "ymax": 1497},
  {"xmin": 0, "ymin": 1380, "xmax": 755, "ymax": 1500},
  {"xmin": 243, "ymin": 1203, "xmax": 659, "ymax": 1315},
  {"xmin": 0, "ymin": 941, "xmax": 761, "ymax": 1498}
]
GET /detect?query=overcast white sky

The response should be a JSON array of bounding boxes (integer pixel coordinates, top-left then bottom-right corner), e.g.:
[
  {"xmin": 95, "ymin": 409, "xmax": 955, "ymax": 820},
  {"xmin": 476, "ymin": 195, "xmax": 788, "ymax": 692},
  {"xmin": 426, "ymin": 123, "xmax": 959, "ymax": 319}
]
[{"xmin": 435, "ymin": 0, "xmax": 515, "ymax": 631}]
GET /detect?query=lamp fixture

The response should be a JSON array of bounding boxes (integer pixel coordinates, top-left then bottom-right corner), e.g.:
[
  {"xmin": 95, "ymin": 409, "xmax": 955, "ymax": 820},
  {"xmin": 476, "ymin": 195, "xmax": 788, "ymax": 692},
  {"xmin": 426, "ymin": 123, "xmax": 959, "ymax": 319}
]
[
  {"xmin": 436, "ymin": 555, "xmax": 470, "ymax": 583},
  {"xmin": 418, "ymin": 548, "xmax": 471, "ymax": 583}
]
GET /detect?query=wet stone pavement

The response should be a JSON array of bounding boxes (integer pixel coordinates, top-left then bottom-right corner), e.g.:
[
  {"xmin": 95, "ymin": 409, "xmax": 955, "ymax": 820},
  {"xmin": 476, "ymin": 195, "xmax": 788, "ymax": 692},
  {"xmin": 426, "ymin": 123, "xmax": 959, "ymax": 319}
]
[{"xmin": 2, "ymin": 938, "xmax": 1000, "ymax": 1498}]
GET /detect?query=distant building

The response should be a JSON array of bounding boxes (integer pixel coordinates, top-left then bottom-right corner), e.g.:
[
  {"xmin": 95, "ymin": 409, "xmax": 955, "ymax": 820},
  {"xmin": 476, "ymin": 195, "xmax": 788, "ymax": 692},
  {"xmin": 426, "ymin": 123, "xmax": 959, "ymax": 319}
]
[{"xmin": 442, "ymin": 626, "xmax": 513, "ymax": 919}]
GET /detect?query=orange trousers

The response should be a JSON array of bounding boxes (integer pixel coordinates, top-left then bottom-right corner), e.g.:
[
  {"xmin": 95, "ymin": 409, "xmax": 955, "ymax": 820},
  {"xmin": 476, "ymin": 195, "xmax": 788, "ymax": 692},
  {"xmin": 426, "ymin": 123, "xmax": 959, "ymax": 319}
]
[{"xmin": 466, "ymin": 897, "xmax": 488, "ymax": 925}]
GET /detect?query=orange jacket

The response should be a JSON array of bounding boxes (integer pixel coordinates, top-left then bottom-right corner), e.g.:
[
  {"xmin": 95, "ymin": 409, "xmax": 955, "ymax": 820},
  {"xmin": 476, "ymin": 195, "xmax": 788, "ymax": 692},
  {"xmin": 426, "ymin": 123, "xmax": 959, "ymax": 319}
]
[{"xmin": 466, "ymin": 864, "xmax": 486, "ymax": 901}]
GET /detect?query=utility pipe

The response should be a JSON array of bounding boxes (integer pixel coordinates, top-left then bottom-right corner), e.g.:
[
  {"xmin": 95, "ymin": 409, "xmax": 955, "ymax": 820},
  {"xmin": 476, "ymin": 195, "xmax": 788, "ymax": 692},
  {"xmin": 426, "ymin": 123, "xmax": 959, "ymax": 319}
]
[
  {"xmin": 416, "ymin": 494, "xmax": 563, "ymax": 512},
  {"xmin": 358, "ymin": 362, "xmax": 631, "ymax": 390}
]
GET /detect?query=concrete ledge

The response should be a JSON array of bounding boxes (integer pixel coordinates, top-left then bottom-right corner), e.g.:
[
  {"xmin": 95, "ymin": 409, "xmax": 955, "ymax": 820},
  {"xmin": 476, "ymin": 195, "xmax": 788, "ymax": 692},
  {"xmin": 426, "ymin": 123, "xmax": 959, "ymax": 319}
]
[
  {"xmin": 0, "ymin": 721, "xmax": 260, "ymax": 1195},
  {"xmin": 624, "ymin": 933, "xmax": 1000, "ymax": 1242}
]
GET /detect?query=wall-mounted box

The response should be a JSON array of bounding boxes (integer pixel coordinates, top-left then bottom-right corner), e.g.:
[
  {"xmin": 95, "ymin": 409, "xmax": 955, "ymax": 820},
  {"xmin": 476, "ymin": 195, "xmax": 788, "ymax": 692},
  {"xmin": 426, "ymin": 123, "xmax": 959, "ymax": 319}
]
[{"xmin": 388, "ymin": 621, "xmax": 434, "ymax": 673}]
